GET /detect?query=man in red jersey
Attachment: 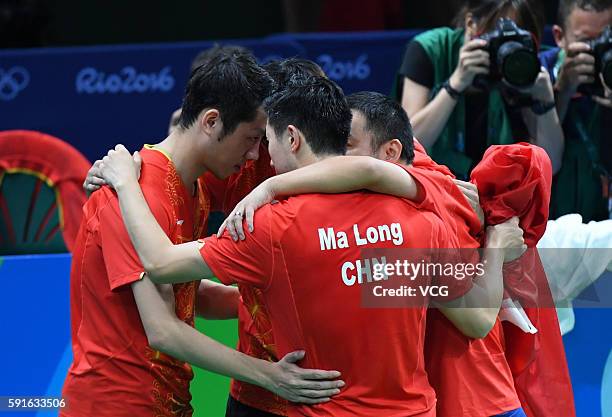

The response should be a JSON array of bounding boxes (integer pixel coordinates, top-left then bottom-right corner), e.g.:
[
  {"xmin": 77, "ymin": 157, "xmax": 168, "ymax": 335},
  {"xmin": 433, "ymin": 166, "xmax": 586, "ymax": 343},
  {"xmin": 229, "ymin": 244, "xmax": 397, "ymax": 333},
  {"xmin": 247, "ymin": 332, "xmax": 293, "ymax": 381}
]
[
  {"xmin": 60, "ymin": 49, "xmax": 342, "ymax": 417},
  {"xmin": 220, "ymin": 91, "xmax": 528, "ymax": 417},
  {"xmin": 346, "ymin": 92, "xmax": 525, "ymax": 417},
  {"xmin": 83, "ymin": 57, "xmax": 332, "ymax": 417},
  {"xmin": 95, "ymin": 76, "xmax": 523, "ymax": 416}
]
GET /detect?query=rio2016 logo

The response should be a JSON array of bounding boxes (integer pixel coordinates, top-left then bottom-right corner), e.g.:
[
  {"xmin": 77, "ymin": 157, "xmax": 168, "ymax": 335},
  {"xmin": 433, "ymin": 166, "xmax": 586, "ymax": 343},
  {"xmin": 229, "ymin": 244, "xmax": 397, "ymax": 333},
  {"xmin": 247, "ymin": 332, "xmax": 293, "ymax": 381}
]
[
  {"xmin": 0, "ymin": 67, "xmax": 30, "ymax": 101},
  {"xmin": 76, "ymin": 66, "xmax": 175, "ymax": 94},
  {"xmin": 316, "ymin": 54, "xmax": 370, "ymax": 81}
]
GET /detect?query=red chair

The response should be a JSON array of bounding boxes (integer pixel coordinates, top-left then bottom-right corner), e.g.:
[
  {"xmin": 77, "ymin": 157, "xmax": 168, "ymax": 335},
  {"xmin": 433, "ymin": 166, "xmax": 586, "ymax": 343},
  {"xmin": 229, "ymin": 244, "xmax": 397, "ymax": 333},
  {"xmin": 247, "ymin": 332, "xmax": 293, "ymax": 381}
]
[{"xmin": 0, "ymin": 130, "xmax": 91, "ymax": 254}]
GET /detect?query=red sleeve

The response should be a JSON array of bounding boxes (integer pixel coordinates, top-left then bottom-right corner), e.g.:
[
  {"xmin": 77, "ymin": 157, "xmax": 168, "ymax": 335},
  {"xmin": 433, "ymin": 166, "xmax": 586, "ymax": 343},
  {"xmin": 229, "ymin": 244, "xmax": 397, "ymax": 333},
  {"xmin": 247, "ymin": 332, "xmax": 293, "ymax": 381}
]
[
  {"xmin": 431, "ymin": 219, "xmax": 474, "ymax": 302},
  {"xmin": 199, "ymin": 204, "xmax": 274, "ymax": 289},
  {"xmin": 98, "ymin": 189, "xmax": 174, "ymax": 291}
]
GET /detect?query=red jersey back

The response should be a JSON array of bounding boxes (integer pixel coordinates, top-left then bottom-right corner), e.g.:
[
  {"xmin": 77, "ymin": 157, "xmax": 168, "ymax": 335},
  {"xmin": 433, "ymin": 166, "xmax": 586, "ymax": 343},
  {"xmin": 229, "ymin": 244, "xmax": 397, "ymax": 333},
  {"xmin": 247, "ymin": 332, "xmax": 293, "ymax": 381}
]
[
  {"xmin": 405, "ymin": 166, "xmax": 521, "ymax": 417},
  {"xmin": 201, "ymin": 192, "xmax": 472, "ymax": 417},
  {"xmin": 61, "ymin": 146, "xmax": 205, "ymax": 417}
]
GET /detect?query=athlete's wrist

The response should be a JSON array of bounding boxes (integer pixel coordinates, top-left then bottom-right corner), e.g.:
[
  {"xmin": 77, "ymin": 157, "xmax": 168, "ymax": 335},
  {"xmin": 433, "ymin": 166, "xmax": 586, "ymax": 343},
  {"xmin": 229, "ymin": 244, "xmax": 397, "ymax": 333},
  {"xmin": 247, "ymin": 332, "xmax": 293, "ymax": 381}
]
[
  {"xmin": 113, "ymin": 176, "xmax": 139, "ymax": 193},
  {"xmin": 262, "ymin": 176, "xmax": 281, "ymax": 199},
  {"xmin": 247, "ymin": 357, "xmax": 276, "ymax": 391}
]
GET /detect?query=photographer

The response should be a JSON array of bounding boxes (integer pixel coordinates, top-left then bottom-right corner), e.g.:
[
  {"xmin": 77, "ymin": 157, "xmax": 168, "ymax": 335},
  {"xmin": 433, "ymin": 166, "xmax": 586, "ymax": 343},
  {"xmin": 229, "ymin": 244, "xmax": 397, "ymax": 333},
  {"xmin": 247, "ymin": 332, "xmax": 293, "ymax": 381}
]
[
  {"xmin": 541, "ymin": 0, "xmax": 612, "ymax": 221},
  {"xmin": 397, "ymin": 0, "xmax": 564, "ymax": 179}
]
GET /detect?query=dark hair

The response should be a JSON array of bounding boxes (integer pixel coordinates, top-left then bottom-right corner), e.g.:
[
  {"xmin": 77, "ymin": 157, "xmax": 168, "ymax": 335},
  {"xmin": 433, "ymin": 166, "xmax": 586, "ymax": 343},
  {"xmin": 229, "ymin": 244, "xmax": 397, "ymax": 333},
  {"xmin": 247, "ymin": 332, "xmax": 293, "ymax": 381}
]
[
  {"xmin": 179, "ymin": 46, "xmax": 272, "ymax": 137},
  {"xmin": 558, "ymin": 0, "xmax": 612, "ymax": 27},
  {"xmin": 453, "ymin": 0, "xmax": 545, "ymax": 42},
  {"xmin": 263, "ymin": 58, "xmax": 326, "ymax": 90},
  {"xmin": 347, "ymin": 91, "xmax": 415, "ymax": 164},
  {"xmin": 264, "ymin": 75, "xmax": 351, "ymax": 156},
  {"xmin": 189, "ymin": 44, "xmax": 251, "ymax": 73}
]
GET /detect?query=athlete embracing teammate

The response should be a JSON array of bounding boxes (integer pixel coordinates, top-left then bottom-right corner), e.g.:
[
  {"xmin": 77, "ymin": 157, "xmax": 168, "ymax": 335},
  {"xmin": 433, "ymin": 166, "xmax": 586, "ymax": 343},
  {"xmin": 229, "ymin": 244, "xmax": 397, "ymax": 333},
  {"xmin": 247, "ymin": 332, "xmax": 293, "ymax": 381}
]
[{"xmin": 92, "ymin": 72, "xmax": 526, "ymax": 416}]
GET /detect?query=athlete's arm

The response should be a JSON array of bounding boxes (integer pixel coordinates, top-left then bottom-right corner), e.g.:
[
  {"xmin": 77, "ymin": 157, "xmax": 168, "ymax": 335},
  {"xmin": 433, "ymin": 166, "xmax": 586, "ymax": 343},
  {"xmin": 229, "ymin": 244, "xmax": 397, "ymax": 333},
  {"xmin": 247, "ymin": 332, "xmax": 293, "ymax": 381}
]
[
  {"xmin": 132, "ymin": 275, "xmax": 344, "ymax": 404},
  {"xmin": 196, "ymin": 280, "xmax": 239, "ymax": 319},
  {"xmin": 219, "ymin": 155, "xmax": 418, "ymax": 240},
  {"xmin": 436, "ymin": 218, "xmax": 526, "ymax": 339}
]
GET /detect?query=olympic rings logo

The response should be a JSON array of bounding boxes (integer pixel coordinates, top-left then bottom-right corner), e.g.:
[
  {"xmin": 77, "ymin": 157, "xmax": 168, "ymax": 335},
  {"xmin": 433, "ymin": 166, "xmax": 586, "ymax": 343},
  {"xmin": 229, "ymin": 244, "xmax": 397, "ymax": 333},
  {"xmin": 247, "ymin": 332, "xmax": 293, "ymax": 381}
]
[{"xmin": 0, "ymin": 67, "xmax": 30, "ymax": 101}]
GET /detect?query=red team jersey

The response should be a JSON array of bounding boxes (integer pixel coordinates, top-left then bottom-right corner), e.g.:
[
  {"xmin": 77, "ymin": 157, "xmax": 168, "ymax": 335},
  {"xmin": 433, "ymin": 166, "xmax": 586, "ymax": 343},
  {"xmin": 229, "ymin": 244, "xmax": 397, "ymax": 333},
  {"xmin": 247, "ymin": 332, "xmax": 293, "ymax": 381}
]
[
  {"xmin": 198, "ymin": 143, "xmax": 285, "ymax": 414},
  {"xmin": 405, "ymin": 166, "xmax": 521, "ymax": 417},
  {"xmin": 201, "ymin": 192, "xmax": 472, "ymax": 417},
  {"xmin": 61, "ymin": 147, "xmax": 207, "ymax": 417}
]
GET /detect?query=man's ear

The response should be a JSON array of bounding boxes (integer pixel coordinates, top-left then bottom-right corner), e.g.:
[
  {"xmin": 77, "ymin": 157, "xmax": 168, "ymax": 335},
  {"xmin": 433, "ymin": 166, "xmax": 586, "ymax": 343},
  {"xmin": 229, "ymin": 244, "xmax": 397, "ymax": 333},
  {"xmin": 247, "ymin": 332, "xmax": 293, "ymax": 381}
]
[
  {"xmin": 287, "ymin": 125, "xmax": 301, "ymax": 153},
  {"xmin": 552, "ymin": 24, "xmax": 566, "ymax": 49},
  {"xmin": 200, "ymin": 109, "xmax": 221, "ymax": 136},
  {"xmin": 378, "ymin": 139, "xmax": 403, "ymax": 163}
]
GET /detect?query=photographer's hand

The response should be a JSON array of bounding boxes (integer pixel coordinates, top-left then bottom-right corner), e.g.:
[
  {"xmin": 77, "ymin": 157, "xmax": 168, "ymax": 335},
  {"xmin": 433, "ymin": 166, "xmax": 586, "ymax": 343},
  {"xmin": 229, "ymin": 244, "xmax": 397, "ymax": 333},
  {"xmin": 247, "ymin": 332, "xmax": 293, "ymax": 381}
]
[
  {"xmin": 555, "ymin": 42, "xmax": 595, "ymax": 120},
  {"xmin": 592, "ymin": 73, "xmax": 612, "ymax": 108},
  {"xmin": 528, "ymin": 67, "xmax": 556, "ymax": 103},
  {"xmin": 449, "ymin": 39, "xmax": 490, "ymax": 93}
]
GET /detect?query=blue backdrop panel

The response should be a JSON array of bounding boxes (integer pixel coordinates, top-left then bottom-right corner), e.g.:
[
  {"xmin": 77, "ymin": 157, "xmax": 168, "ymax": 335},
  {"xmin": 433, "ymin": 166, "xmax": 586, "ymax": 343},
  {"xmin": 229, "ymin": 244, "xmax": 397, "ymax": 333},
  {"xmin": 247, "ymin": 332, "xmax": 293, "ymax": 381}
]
[
  {"xmin": 0, "ymin": 39, "xmax": 304, "ymax": 163},
  {"xmin": 0, "ymin": 254, "xmax": 609, "ymax": 417},
  {"xmin": 1, "ymin": 29, "xmax": 555, "ymax": 163},
  {"xmin": 269, "ymin": 31, "xmax": 416, "ymax": 95}
]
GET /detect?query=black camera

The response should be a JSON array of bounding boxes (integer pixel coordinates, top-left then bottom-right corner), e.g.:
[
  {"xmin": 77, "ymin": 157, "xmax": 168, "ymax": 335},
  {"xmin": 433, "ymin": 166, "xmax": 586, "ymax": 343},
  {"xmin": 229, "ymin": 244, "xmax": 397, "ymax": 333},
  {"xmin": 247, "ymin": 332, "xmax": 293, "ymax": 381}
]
[
  {"xmin": 473, "ymin": 18, "xmax": 540, "ymax": 91},
  {"xmin": 578, "ymin": 25, "xmax": 612, "ymax": 96}
]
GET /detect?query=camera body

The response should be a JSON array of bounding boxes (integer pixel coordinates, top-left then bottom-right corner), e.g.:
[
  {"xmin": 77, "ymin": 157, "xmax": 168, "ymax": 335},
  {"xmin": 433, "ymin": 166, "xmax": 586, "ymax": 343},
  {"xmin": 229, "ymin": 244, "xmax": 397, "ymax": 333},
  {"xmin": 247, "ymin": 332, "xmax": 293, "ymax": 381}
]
[
  {"xmin": 473, "ymin": 18, "xmax": 540, "ymax": 92},
  {"xmin": 578, "ymin": 25, "xmax": 612, "ymax": 97}
]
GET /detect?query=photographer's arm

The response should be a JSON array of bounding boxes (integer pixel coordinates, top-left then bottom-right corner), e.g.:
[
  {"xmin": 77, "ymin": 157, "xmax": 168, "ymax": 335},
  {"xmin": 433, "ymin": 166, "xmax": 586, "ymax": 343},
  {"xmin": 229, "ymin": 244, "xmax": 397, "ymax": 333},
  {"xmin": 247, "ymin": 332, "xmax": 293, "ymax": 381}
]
[
  {"xmin": 523, "ymin": 68, "xmax": 564, "ymax": 174},
  {"xmin": 402, "ymin": 39, "xmax": 490, "ymax": 148}
]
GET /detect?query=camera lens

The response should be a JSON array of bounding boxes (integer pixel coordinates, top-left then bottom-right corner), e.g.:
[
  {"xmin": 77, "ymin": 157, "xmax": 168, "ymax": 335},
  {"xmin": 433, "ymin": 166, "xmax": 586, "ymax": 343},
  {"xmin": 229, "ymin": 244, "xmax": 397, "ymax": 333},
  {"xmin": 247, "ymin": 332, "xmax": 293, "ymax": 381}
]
[
  {"xmin": 497, "ymin": 41, "xmax": 540, "ymax": 87},
  {"xmin": 602, "ymin": 49, "xmax": 612, "ymax": 89}
]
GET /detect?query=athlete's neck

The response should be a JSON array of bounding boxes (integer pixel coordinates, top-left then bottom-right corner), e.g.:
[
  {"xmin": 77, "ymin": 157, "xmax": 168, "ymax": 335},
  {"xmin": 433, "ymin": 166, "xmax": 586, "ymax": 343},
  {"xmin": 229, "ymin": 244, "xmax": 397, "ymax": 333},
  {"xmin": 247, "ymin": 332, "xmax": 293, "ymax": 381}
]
[
  {"xmin": 153, "ymin": 130, "xmax": 204, "ymax": 189},
  {"xmin": 295, "ymin": 151, "xmax": 338, "ymax": 169}
]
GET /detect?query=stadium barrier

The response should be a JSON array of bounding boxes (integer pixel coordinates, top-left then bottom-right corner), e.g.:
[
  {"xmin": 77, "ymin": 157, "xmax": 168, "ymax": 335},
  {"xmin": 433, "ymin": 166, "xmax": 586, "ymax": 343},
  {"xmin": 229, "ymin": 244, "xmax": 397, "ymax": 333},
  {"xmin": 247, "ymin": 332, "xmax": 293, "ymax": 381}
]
[{"xmin": 0, "ymin": 254, "xmax": 610, "ymax": 417}]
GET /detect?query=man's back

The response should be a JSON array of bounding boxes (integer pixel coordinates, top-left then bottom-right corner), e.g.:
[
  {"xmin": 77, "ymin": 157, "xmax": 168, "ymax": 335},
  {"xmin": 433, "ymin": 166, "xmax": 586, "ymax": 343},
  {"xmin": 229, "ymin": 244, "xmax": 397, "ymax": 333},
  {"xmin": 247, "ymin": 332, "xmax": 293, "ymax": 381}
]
[
  {"xmin": 405, "ymin": 166, "xmax": 520, "ymax": 417},
  {"xmin": 201, "ymin": 192, "xmax": 470, "ymax": 417}
]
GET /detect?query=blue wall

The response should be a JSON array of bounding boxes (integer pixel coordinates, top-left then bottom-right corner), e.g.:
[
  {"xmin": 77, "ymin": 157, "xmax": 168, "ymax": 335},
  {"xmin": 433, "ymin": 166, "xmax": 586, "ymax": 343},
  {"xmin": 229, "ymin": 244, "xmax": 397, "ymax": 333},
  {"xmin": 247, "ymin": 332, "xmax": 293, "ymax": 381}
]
[
  {"xmin": 0, "ymin": 29, "xmax": 555, "ymax": 163},
  {"xmin": 0, "ymin": 254, "xmax": 610, "ymax": 417}
]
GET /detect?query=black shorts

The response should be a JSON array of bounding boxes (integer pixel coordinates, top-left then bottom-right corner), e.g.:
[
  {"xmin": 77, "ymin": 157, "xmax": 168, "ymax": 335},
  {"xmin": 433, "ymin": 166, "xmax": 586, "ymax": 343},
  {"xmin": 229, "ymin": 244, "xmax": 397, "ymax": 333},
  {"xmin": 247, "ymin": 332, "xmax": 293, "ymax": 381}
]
[{"xmin": 225, "ymin": 395, "xmax": 284, "ymax": 417}]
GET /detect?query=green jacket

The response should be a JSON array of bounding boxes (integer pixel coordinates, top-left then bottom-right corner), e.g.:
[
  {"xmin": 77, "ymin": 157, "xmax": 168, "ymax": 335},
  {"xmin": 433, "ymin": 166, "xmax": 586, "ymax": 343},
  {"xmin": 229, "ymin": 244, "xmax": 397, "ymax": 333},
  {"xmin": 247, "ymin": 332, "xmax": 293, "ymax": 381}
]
[
  {"xmin": 397, "ymin": 27, "xmax": 517, "ymax": 179},
  {"xmin": 547, "ymin": 49, "xmax": 608, "ymax": 221}
]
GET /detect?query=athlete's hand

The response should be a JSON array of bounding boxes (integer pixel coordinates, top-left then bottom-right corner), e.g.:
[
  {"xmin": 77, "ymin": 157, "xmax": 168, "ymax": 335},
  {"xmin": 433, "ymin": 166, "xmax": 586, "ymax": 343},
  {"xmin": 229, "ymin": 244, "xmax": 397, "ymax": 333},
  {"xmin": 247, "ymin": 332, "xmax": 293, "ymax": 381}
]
[
  {"xmin": 453, "ymin": 179, "xmax": 485, "ymax": 229},
  {"xmin": 218, "ymin": 181, "xmax": 275, "ymax": 241},
  {"xmin": 264, "ymin": 350, "xmax": 344, "ymax": 404},
  {"xmin": 83, "ymin": 159, "xmax": 106, "ymax": 193},
  {"xmin": 485, "ymin": 216, "xmax": 527, "ymax": 262},
  {"xmin": 99, "ymin": 144, "xmax": 142, "ymax": 190},
  {"xmin": 449, "ymin": 38, "xmax": 490, "ymax": 93}
]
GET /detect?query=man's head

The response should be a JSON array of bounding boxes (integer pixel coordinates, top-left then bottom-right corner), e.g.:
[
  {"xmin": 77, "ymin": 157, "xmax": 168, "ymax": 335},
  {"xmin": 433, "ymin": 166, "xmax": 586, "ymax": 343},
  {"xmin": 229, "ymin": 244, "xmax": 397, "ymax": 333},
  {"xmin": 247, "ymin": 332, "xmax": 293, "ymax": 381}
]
[
  {"xmin": 345, "ymin": 91, "xmax": 415, "ymax": 165},
  {"xmin": 263, "ymin": 58, "xmax": 326, "ymax": 90},
  {"xmin": 554, "ymin": 0, "xmax": 612, "ymax": 47},
  {"xmin": 168, "ymin": 45, "xmax": 253, "ymax": 136},
  {"xmin": 263, "ymin": 75, "xmax": 351, "ymax": 174},
  {"xmin": 190, "ymin": 44, "xmax": 250, "ymax": 73},
  {"xmin": 177, "ymin": 46, "xmax": 272, "ymax": 179}
]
